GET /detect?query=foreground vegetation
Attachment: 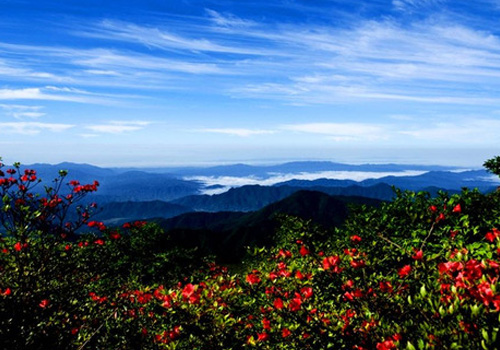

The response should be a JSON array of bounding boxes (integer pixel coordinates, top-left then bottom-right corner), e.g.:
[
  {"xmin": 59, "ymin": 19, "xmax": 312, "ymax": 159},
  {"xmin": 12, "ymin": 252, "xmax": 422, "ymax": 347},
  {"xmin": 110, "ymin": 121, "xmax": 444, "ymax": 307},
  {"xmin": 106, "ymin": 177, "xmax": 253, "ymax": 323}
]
[{"xmin": 1, "ymin": 159, "xmax": 500, "ymax": 349}]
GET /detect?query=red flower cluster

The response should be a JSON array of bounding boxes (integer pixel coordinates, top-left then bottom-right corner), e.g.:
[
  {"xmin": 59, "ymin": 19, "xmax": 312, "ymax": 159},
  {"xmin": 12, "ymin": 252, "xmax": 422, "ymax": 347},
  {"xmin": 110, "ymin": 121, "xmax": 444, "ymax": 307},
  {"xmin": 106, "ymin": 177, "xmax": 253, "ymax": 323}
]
[
  {"xmin": 87, "ymin": 221, "xmax": 106, "ymax": 231},
  {"xmin": 322, "ymin": 255, "xmax": 342, "ymax": 272},
  {"xmin": 439, "ymin": 257, "xmax": 500, "ymax": 310},
  {"xmin": 122, "ymin": 220, "xmax": 147, "ymax": 229},
  {"xmin": 485, "ymin": 228, "xmax": 500, "ymax": 242},
  {"xmin": 246, "ymin": 272, "xmax": 261, "ymax": 285},
  {"xmin": 72, "ymin": 180, "xmax": 99, "ymax": 194}
]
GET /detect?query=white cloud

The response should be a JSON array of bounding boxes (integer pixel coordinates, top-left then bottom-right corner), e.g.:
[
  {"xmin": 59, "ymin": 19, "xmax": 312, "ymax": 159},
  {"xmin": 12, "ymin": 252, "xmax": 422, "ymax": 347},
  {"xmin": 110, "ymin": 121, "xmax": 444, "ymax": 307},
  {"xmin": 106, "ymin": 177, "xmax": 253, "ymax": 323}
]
[
  {"xmin": 84, "ymin": 69, "xmax": 121, "ymax": 76},
  {"xmin": 85, "ymin": 120, "xmax": 151, "ymax": 134},
  {"xmin": 0, "ymin": 122, "xmax": 74, "ymax": 135},
  {"xmin": 78, "ymin": 20, "xmax": 269, "ymax": 56},
  {"xmin": 0, "ymin": 87, "xmax": 115, "ymax": 105},
  {"xmin": 79, "ymin": 133, "xmax": 99, "ymax": 138},
  {"xmin": 0, "ymin": 104, "xmax": 45, "ymax": 119},
  {"xmin": 0, "ymin": 59, "xmax": 61, "ymax": 81},
  {"xmin": 205, "ymin": 9, "xmax": 257, "ymax": 29},
  {"xmin": 199, "ymin": 128, "xmax": 276, "ymax": 137},
  {"xmin": 393, "ymin": 0, "xmax": 444, "ymax": 11},
  {"xmin": 188, "ymin": 170, "xmax": 428, "ymax": 194},
  {"xmin": 73, "ymin": 49, "xmax": 225, "ymax": 75},
  {"xmin": 282, "ymin": 123, "xmax": 386, "ymax": 141},
  {"xmin": 399, "ymin": 118, "xmax": 500, "ymax": 144}
]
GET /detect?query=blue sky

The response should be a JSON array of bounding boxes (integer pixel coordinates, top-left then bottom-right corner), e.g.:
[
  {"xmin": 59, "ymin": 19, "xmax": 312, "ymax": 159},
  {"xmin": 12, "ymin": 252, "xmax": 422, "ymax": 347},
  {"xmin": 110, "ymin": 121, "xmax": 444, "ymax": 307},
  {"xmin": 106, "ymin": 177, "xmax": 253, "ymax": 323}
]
[{"xmin": 1, "ymin": 0, "xmax": 499, "ymax": 167}]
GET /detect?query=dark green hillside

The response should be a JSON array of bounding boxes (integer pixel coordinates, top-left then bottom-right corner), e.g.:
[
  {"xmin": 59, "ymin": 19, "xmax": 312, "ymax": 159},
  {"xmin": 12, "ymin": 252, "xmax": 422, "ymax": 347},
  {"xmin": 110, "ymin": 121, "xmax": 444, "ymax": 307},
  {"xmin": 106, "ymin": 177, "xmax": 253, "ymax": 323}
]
[
  {"xmin": 159, "ymin": 211, "xmax": 247, "ymax": 231},
  {"xmin": 304, "ymin": 183, "xmax": 396, "ymax": 200},
  {"xmin": 161, "ymin": 190, "xmax": 381, "ymax": 262},
  {"xmin": 92, "ymin": 200, "xmax": 192, "ymax": 225}
]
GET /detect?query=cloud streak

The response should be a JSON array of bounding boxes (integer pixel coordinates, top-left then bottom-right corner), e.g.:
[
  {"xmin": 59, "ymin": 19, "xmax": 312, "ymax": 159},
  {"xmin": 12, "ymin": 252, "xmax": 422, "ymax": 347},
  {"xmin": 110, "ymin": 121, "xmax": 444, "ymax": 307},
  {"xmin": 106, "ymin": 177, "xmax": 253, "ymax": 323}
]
[
  {"xmin": 0, "ymin": 122, "xmax": 74, "ymax": 135},
  {"xmin": 198, "ymin": 128, "xmax": 276, "ymax": 137},
  {"xmin": 85, "ymin": 121, "xmax": 151, "ymax": 134},
  {"xmin": 282, "ymin": 123, "xmax": 386, "ymax": 141}
]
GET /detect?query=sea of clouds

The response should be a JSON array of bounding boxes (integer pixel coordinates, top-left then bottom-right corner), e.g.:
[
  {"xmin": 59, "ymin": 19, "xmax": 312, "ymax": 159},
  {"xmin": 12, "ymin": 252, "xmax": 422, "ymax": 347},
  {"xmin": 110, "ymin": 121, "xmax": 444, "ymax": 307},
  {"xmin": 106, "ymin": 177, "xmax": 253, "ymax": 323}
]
[{"xmin": 186, "ymin": 170, "xmax": 429, "ymax": 195}]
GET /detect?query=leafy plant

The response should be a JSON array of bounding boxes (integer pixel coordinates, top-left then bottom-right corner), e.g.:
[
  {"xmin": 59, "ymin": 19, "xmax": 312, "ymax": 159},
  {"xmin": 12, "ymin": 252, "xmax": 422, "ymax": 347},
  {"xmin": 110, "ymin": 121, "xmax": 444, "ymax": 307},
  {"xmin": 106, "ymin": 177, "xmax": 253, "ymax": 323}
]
[{"xmin": 2, "ymin": 157, "xmax": 500, "ymax": 349}]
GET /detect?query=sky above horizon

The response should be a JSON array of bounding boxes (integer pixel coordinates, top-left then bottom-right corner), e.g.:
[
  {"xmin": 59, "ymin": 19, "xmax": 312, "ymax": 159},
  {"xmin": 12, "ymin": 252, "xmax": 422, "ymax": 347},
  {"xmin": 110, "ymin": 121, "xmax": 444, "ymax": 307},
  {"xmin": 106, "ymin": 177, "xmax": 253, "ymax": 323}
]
[{"xmin": 1, "ymin": 0, "xmax": 499, "ymax": 167}]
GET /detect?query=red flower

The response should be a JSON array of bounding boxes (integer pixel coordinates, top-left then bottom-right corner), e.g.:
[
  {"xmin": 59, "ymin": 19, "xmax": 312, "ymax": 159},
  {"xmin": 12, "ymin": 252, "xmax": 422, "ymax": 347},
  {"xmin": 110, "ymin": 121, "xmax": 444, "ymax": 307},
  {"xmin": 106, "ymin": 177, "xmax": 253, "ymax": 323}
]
[
  {"xmin": 246, "ymin": 273, "xmax": 261, "ymax": 285},
  {"xmin": 412, "ymin": 249, "xmax": 423, "ymax": 261},
  {"xmin": 257, "ymin": 332, "xmax": 269, "ymax": 341},
  {"xmin": 1, "ymin": 288, "xmax": 11, "ymax": 296},
  {"xmin": 282, "ymin": 328, "xmax": 291, "ymax": 338},
  {"xmin": 109, "ymin": 231, "xmax": 121, "ymax": 240},
  {"xmin": 300, "ymin": 245, "xmax": 310, "ymax": 256},
  {"xmin": 398, "ymin": 265, "xmax": 412, "ymax": 278},
  {"xmin": 301, "ymin": 286, "xmax": 313, "ymax": 299},
  {"xmin": 289, "ymin": 297, "xmax": 302, "ymax": 312},
  {"xmin": 429, "ymin": 205, "xmax": 437, "ymax": 212},
  {"xmin": 379, "ymin": 281, "xmax": 393, "ymax": 293},
  {"xmin": 274, "ymin": 298, "xmax": 284, "ymax": 310},
  {"xmin": 94, "ymin": 239, "xmax": 105, "ymax": 245},
  {"xmin": 350, "ymin": 235, "xmax": 362, "ymax": 244},
  {"xmin": 376, "ymin": 339, "xmax": 396, "ymax": 350},
  {"xmin": 344, "ymin": 291, "xmax": 354, "ymax": 301},
  {"xmin": 13, "ymin": 242, "xmax": 22, "ymax": 252},
  {"xmin": 182, "ymin": 283, "xmax": 195, "ymax": 299},
  {"xmin": 262, "ymin": 318, "xmax": 271, "ymax": 330},
  {"xmin": 485, "ymin": 229, "xmax": 500, "ymax": 242},
  {"xmin": 39, "ymin": 299, "xmax": 50, "ymax": 308},
  {"xmin": 322, "ymin": 255, "xmax": 341, "ymax": 270},
  {"xmin": 452, "ymin": 204, "xmax": 462, "ymax": 213},
  {"xmin": 350, "ymin": 259, "xmax": 365, "ymax": 269}
]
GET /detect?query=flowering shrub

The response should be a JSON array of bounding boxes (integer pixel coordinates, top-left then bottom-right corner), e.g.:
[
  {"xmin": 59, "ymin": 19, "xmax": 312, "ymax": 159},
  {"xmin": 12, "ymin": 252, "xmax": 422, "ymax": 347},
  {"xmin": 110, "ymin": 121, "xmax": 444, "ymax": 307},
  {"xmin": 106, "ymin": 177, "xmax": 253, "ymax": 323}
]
[{"xmin": 1, "ymin": 158, "xmax": 500, "ymax": 349}]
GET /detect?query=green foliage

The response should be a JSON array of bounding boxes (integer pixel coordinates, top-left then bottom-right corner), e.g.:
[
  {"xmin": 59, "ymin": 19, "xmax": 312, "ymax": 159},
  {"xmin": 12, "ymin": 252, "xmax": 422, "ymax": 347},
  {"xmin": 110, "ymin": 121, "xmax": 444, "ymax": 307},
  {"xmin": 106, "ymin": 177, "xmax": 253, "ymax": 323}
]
[
  {"xmin": 484, "ymin": 156, "xmax": 500, "ymax": 178},
  {"xmin": 2, "ymin": 159, "xmax": 500, "ymax": 349}
]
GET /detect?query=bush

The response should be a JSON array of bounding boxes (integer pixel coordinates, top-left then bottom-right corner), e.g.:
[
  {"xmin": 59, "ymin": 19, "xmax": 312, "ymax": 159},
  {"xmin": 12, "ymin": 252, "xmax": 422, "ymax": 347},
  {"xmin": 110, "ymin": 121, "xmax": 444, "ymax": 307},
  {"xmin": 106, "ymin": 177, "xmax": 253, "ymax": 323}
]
[{"xmin": 1, "ymin": 158, "xmax": 500, "ymax": 349}]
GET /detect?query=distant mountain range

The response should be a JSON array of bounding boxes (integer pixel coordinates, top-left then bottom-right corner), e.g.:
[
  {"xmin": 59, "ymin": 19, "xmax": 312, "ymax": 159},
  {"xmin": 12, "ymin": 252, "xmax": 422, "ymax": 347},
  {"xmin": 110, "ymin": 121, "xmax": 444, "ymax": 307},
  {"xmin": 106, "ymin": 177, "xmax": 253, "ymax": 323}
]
[
  {"xmin": 143, "ymin": 161, "xmax": 456, "ymax": 177},
  {"xmin": 10, "ymin": 160, "xmax": 496, "ymax": 225}
]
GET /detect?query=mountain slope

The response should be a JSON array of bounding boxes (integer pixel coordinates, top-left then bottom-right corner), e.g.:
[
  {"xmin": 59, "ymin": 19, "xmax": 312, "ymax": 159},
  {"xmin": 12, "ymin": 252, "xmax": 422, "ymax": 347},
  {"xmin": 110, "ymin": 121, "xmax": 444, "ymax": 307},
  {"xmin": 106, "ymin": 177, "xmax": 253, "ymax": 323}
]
[
  {"xmin": 160, "ymin": 190, "xmax": 382, "ymax": 262},
  {"xmin": 93, "ymin": 200, "xmax": 192, "ymax": 225},
  {"xmin": 172, "ymin": 183, "xmax": 394, "ymax": 212}
]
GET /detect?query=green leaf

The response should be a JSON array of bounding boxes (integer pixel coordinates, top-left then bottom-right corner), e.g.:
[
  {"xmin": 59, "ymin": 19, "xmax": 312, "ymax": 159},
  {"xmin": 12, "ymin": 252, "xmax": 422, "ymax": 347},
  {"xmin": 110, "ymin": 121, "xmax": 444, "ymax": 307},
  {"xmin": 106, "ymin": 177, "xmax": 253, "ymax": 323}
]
[
  {"xmin": 406, "ymin": 341, "xmax": 416, "ymax": 350},
  {"xmin": 482, "ymin": 329, "xmax": 489, "ymax": 343},
  {"xmin": 420, "ymin": 284, "xmax": 427, "ymax": 298}
]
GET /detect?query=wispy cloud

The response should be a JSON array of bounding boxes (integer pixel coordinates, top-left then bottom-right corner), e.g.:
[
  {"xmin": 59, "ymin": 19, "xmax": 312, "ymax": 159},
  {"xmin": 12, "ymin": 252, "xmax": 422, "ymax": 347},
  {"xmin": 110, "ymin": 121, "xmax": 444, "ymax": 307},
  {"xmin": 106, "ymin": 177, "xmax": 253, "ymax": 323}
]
[
  {"xmin": 0, "ymin": 104, "xmax": 45, "ymax": 119},
  {"xmin": 393, "ymin": 0, "xmax": 445, "ymax": 11},
  {"xmin": 282, "ymin": 123, "xmax": 386, "ymax": 141},
  {"xmin": 205, "ymin": 9, "xmax": 257, "ymax": 29},
  {"xmin": 399, "ymin": 118, "xmax": 500, "ymax": 145},
  {"xmin": 0, "ymin": 87, "xmax": 116, "ymax": 105},
  {"xmin": 73, "ymin": 49, "xmax": 225, "ymax": 75},
  {"xmin": 198, "ymin": 128, "xmax": 276, "ymax": 137},
  {"xmin": 0, "ymin": 122, "xmax": 74, "ymax": 135},
  {"xmin": 85, "ymin": 120, "xmax": 151, "ymax": 134},
  {"xmin": 2, "ymin": 11, "xmax": 500, "ymax": 108},
  {"xmin": 77, "ymin": 19, "xmax": 270, "ymax": 56}
]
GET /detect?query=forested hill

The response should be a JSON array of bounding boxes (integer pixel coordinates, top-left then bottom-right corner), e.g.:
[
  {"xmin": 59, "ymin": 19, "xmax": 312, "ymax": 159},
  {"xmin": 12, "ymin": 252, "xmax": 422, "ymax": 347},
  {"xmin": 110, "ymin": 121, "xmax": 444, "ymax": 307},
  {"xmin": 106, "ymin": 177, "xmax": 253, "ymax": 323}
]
[{"xmin": 157, "ymin": 190, "xmax": 382, "ymax": 262}]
